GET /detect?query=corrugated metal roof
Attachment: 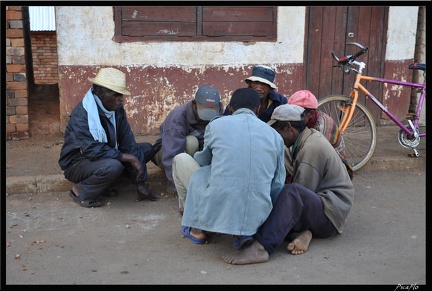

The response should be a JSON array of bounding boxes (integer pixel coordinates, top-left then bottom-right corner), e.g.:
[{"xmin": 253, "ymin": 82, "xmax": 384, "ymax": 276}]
[{"xmin": 29, "ymin": 6, "xmax": 56, "ymax": 31}]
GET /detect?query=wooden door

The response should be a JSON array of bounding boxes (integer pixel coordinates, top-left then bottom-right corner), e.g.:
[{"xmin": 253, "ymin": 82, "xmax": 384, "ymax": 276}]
[{"xmin": 305, "ymin": 6, "xmax": 388, "ymax": 124}]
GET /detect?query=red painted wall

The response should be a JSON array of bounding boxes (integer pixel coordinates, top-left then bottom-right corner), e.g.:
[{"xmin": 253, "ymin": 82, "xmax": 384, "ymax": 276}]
[{"xmin": 59, "ymin": 64, "xmax": 304, "ymax": 135}]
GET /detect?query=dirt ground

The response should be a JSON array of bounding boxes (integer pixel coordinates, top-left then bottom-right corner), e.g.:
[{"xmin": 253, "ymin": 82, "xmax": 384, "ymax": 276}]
[{"xmin": 5, "ymin": 169, "xmax": 426, "ymax": 285}]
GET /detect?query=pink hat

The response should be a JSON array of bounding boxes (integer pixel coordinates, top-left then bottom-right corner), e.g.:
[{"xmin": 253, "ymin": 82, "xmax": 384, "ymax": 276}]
[{"xmin": 288, "ymin": 90, "xmax": 318, "ymax": 109}]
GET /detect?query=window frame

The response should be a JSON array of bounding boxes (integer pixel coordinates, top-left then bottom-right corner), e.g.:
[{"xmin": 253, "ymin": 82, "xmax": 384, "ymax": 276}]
[{"xmin": 113, "ymin": 6, "xmax": 278, "ymax": 42}]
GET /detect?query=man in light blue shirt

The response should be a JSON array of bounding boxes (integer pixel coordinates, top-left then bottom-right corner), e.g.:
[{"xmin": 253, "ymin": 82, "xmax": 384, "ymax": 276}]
[{"xmin": 172, "ymin": 88, "xmax": 286, "ymax": 249}]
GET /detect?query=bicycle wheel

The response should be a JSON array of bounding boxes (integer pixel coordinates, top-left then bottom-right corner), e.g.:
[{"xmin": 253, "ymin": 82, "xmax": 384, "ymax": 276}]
[{"xmin": 318, "ymin": 95, "xmax": 377, "ymax": 171}]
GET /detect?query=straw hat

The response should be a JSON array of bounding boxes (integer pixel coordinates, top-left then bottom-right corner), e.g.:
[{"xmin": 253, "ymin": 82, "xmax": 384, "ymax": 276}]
[{"xmin": 88, "ymin": 68, "xmax": 131, "ymax": 95}]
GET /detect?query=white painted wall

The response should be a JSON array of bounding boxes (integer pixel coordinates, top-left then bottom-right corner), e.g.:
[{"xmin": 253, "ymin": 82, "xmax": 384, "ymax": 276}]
[
  {"xmin": 386, "ymin": 6, "xmax": 418, "ymax": 61},
  {"xmin": 386, "ymin": 6, "xmax": 425, "ymax": 125},
  {"xmin": 56, "ymin": 6, "xmax": 305, "ymax": 68}
]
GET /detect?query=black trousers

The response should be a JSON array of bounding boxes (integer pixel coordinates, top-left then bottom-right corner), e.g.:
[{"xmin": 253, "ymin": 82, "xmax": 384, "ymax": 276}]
[
  {"xmin": 64, "ymin": 142, "xmax": 154, "ymax": 199},
  {"xmin": 254, "ymin": 183, "xmax": 338, "ymax": 255}
]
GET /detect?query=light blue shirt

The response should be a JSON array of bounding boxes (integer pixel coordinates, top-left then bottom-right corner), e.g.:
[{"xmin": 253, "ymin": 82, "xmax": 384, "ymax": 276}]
[{"xmin": 181, "ymin": 108, "xmax": 286, "ymax": 235}]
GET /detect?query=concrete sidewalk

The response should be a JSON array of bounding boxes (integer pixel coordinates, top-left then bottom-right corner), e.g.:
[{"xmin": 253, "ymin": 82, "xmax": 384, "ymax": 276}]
[{"xmin": 5, "ymin": 125, "xmax": 426, "ymax": 195}]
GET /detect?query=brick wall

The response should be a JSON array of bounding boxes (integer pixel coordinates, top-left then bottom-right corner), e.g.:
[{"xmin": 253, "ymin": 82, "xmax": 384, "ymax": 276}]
[
  {"xmin": 31, "ymin": 31, "xmax": 59, "ymax": 84},
  {"xmin": 5, "ymin": 6, "xmax": 29, "ymax": 140}
]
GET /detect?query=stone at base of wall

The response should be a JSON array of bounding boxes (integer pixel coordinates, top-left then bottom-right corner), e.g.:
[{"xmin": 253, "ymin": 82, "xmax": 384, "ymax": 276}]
[{"xmin": 9, "ymin": 131, "xmax": 30, "ymax": 141}]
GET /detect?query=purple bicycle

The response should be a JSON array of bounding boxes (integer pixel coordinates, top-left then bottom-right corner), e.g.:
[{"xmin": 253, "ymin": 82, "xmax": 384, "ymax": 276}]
[{"xmin": 318, "ymin": 42, "xmax": 426, "ymax": 171}]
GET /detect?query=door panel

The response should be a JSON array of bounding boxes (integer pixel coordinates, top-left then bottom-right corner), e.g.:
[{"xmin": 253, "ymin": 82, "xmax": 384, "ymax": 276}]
[{"xmin": 305, "ymin": 6, "xmax": 388, "ymax": 124}]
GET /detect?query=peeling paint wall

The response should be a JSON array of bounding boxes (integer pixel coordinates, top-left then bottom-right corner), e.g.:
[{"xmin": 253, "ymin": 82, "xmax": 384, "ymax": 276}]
[
  {"xmin": 56, "ymin": 6, "xmax": 306, "ymax": 134},
  {"xmin": 59, "ymin": 64, "xmax": 303, "ymax": 134}
]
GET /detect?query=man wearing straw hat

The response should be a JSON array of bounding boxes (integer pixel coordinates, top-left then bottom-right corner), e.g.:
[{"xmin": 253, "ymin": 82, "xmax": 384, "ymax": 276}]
[{"xmin": 59, "ymin": 67, "xmax": 159, "ymax": 207}]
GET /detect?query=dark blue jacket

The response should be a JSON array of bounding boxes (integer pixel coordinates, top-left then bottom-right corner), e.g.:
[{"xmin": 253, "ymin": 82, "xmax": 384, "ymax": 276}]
[
  {"xmin": 58, "ymin": 100, "xmax": 147, "ymax": 180},
  {"xmin": 223, "ymin": 89, "xmax": 287, "ymax": 122}
]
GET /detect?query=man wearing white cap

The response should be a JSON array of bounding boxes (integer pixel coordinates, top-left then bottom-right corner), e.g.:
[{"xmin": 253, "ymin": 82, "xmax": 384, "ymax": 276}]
[
  {"xmin": 59, "ymin": 67, "xmax": 159, "ymax": 207},
  {"xmin": 222, "ymin": 104, "xmax": 354, "ymax": 265},
  {"xmin": 223, "ymin": 65, "xmax": 287, "ymax": 122}
]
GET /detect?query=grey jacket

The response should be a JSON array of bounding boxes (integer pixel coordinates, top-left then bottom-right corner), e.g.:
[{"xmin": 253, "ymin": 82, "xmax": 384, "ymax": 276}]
[{"xmin": 290, "ymin": 127, "xmax": 355, "ymax": 233}]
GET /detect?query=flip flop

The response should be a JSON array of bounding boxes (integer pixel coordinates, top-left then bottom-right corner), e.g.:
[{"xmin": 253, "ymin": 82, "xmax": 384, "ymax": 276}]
[
  {"xmin": 233, "ymin": 235, "xmax": 254, "ymax": 250},
  {"xmin": 181, "ymin": 226, "xmax": 208, "ymax": 244},
  {"xmin": 69, "ymin": 190, "xmax": 103, "ymax": 208}
]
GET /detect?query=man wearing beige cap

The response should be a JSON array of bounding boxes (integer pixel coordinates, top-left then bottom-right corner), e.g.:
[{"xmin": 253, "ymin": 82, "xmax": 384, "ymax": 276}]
[
  {"xmin": 59, "ymin": 67, "xmax": 159, "ymax": 207},
  {"xmin": 222, "ymin": 104, "xmax": 354, "ymax": 265}
]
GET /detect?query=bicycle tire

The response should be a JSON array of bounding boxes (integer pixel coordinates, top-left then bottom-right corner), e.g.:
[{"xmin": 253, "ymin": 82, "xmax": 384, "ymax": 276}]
[{"xmin": 318, "ymin": 95, "xmax": 377, "ymax": 171}]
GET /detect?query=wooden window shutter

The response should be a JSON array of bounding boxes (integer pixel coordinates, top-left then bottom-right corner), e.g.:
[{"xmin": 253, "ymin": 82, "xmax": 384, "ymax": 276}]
[{"xmin": 114, "ymin": 6, "xmax": 277, "ymax": 42}]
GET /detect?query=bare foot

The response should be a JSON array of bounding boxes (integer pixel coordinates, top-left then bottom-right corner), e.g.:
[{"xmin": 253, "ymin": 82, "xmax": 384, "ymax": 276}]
[
  {"xmin": 287, "ymin": 230, "xmax": 312, "ymax": 255},
  {"xmin": 136, "ymin": 184, "xmax": 159, "ymax": 201},
  {"xmin": 221, "ymin": 240, "xmax": 269, "ymax": 265}
]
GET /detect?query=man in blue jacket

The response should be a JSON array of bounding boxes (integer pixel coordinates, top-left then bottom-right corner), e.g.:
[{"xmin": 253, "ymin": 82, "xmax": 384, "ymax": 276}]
[
  {"xmin": 59, "ymin": 67, "xmax": 159, "ymax": 208},
  {"xmin": 223, "ymin": 65, "xmax": 287, "ymax": 122}
]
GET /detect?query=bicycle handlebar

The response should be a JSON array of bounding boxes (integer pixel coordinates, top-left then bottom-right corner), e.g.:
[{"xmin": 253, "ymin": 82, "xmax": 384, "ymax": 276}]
[{"xmin": 331, "ymin": 42, "xmax": 369, "ymax": 66}]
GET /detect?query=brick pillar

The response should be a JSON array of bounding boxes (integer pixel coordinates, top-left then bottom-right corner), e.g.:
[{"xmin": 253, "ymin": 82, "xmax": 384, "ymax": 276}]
[
  {"xmin": 31, "ymin": 31, "xmax": 59, "ymax": 84},
  {"xmin": 6, "ymin": 6, "xmax": 30, "ymax": 140}
]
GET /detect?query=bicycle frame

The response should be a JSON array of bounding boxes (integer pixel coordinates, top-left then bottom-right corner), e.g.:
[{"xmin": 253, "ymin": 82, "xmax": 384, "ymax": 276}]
[
  {"xmin": 340, "ymin": 72, "xmax": 426, "ymax": 139},
  {"xmin": 320, "ymin": 42, "xmax": 425, "ymax": 170}
]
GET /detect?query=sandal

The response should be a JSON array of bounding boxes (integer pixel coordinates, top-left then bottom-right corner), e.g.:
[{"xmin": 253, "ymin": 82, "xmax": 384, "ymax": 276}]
[
  {"xmin": 69, "ymin": 190, "xmax": 103, "ymax": 208},
  {"xmin": 233, "ymin": 235, "xmax": 254, "ymax": 250},
  {"xmin": 181, "ymin": 226, "xmax": 208, "ymax": 244}
]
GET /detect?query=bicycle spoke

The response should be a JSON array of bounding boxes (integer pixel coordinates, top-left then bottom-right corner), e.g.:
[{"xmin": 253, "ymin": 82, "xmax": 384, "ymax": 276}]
[{"xmin": 318, "ymin": 95, "xmax": 376, "ymax": 171}]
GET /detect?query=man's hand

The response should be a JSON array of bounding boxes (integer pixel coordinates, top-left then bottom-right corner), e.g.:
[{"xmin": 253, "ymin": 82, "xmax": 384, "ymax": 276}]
[{"xmin": 121, "ymin": 153, "xmax": 144, "ymax": 180}]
